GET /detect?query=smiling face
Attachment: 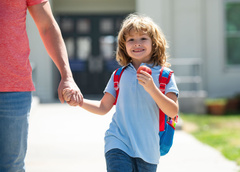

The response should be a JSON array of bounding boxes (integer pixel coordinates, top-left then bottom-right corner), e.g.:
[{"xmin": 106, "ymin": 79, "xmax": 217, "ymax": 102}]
[{"xmin": 125, "ymin": 30, "xmax": 152, "ymax": 66}]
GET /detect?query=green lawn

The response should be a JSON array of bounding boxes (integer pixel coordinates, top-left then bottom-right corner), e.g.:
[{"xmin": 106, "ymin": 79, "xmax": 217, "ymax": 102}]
[{"xmin": 181, "ymin": 114, "xmax": 240, "ymax": 165}]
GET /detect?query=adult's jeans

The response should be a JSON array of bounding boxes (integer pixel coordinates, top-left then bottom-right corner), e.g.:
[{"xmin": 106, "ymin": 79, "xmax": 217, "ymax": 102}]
[
  {"xmin": 0, "ymin": 92, "xmax": 32, "ymax": 172},
  {"xmin": 105, "ymin": 148, "xmax": 157, "ymax": 172}
]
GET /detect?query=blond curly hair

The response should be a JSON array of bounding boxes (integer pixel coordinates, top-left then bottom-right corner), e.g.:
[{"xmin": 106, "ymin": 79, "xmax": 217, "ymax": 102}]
[{"xmin": 116, "ymin": 13, "xmax": 170, "ymax": 67}]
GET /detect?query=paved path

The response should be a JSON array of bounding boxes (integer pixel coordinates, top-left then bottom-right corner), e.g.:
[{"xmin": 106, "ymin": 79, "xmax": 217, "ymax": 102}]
[{"xmin": 25, "ymin": 103, "xmax": 240, "ymax": 172}]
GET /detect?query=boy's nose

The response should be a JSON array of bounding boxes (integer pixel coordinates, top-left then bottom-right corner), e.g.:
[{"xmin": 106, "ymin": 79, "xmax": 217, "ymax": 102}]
[{"xmin": 134, "ymin": 41, "xmax": 141, "ymax": 46}]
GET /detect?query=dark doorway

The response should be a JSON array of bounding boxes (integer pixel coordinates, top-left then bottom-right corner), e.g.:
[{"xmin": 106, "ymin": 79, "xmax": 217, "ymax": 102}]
[{"xmin": 57, "ymin": 14, "xmax": 128, "ymax": 95}]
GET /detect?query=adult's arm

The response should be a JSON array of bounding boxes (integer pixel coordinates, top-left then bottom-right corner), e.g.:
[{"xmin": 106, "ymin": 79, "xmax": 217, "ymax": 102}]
[{"xmin": 28, "ymin": 1, "xmax": 83, "ymax": 106}]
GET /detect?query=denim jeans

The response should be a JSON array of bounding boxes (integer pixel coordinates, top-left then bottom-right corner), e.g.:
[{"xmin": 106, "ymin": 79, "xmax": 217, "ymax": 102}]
[
  {"xmin": 105, "ymin": 149, "xmax": 157, "ymax": 172},
  {"xmin": 0, "ymin": 92, "xmax": 32, "ymax": 172}
]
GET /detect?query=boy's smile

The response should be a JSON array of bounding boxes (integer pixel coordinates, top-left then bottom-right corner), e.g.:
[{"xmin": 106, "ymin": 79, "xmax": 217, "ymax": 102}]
[{"xmin": 133, "ymin": 48, "xmax": 145, "ymax": 52}]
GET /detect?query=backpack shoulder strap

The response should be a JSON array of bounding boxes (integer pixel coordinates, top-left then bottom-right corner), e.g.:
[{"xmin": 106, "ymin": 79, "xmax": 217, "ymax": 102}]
[
  {"xmin": 113, "ymin": 66, "xmax": 127, "ymax": 105},
  {"xmin": 159, "ymin": 67, "xmax": 173, "ymax": 93},
  {"xmin": 159, "ymin": 67, "xmax": 174, "ymax": 131}
]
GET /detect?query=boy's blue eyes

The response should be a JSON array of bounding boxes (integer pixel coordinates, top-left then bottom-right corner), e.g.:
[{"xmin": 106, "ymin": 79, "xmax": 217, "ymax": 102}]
[{"xmin": 127, "ymin": 38, "xmax": 148, "ymax": 42}]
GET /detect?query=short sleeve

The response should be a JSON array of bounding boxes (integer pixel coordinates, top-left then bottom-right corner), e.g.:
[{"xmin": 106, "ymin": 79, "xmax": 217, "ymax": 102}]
[
  {"xmin": 165, "ymin": 73, "xmax": 179, "ymax": 97},
  {"xmin": 103, "ymin": 71, "xmax": 116, "ymax": 98},
  {"xmin": 27, "ymin": 0, "xmax": 48, "ymax": 6}
]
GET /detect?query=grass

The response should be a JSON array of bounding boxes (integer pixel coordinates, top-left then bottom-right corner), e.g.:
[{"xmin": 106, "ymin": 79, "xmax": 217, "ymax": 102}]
[{"xmin": 181, "ymin": 114, "xmax": 240, "ymax": 166}]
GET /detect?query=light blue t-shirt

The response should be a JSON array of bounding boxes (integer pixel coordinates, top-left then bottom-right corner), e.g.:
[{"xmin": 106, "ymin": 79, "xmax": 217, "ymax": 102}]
[{"xmin": 104, "ymin": 63, "xmax": 179, "ymax": 164}]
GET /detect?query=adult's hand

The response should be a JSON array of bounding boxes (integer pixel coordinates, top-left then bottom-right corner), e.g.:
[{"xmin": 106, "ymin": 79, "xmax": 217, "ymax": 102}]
[{"xmin": 58, "ymin": 77, "xmax": 83, "ymax": 106}]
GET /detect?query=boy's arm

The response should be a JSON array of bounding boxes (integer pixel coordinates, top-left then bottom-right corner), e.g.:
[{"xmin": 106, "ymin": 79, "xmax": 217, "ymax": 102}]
[
  {"xmin": 81, "ymin": 93, "xmax": 115, "ymax": 115},
  {"xmin": 137, "ymin": 71, "xmax": 179, "ymax": 118},
  {"xmin": 148, "ymin": 87, "xmax": 178, "ymax": 118},
  {"xmin": 63, "ymin": 89, "xmax": 115, "ymax": 115}
]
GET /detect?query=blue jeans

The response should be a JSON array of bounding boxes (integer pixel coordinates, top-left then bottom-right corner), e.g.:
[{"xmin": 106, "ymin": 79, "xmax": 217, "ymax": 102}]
[
  {"xmin": 0, "ymin": 92, "xmax": 32, "ymax": 172},
  {"xmin": 105, "ymin": 149, "xmax": 157, "ymax": 172}
]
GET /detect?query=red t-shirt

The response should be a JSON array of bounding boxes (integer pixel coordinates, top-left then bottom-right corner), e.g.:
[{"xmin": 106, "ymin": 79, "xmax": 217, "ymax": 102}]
[{"xmin": 0, "ymin": 0, "xmax": 48, "ymax": 92}]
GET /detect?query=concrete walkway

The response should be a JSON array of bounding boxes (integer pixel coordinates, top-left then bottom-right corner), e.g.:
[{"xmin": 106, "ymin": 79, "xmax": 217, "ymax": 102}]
[{"xmin": 25, "ymin": 102, "xmax": 240, "ymax": 172}]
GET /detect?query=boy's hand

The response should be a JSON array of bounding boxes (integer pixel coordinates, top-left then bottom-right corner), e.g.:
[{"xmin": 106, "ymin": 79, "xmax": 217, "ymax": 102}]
[{"xmin": 137, "ymin": 70, "xmax": 156, "ymax": 93}]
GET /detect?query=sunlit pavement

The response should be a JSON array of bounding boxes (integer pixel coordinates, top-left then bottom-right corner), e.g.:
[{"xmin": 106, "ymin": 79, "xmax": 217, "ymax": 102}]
[{"xmin": 25, "ymin": 102, "xmax": 240, "ymax": 172}]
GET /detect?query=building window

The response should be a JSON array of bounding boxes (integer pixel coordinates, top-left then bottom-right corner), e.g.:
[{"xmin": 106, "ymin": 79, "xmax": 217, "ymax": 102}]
[
  {"xmin": 77, "ymin": 37, "xmax": 91, "ymax": 61},
  {"xmin": 64, "ymin": 37, "xmax": 75, "ymax": 59},
  {"xmin": 61, "ymin": 18, "xmax": 74, "ymax": 33},
  {"xmin": 225, "ymin": 1, "xmax": 240, "ymax": 65},
  {"xmin": 77, "ymin": 19, "xmax": 91, "ymax": 34},
  {"xmin": 100, "ymin": 36, "xmax": 115, "ymax": 60},
  {"xmin": 58, "ymin": 15, "xmax": 126, "ymax": 61},
  {"xmin": 100, "ymin": 18, "xmax": 114, "ymax": 33}
]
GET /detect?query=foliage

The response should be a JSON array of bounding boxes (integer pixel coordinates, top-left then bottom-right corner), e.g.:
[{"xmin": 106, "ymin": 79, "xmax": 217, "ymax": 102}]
[{"xmin": 205, "ymin": 98, "xmax": 227, "ymax": 105}]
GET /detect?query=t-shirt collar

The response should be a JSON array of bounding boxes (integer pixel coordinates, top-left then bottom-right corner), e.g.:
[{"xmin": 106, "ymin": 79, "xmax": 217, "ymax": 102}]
[{"xmin": 128, "ymin": 62, "xmax": 156, "ymax": 70}]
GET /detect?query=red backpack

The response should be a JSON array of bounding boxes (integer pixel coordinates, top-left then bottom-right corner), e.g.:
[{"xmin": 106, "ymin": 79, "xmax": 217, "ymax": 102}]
[{"xmin": 113, "ymin": 66, "xmax": 178, "ymax": 156}]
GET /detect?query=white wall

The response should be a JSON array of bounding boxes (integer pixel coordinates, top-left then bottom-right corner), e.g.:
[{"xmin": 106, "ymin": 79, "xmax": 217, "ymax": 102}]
[
  {"xmin": 53, "ymin": 0, "xmax": 135, "ymax": 14},
  {"xmin": 205, "ymin": 0, "xmax": 240, "ymax": 98},
  {"xmin": 136, "ymin": 0, "xmax": 162, "ymax": 25},
  {"xmin": 137, "ymin": 0, "xmax": 205, "ymax": 59}
]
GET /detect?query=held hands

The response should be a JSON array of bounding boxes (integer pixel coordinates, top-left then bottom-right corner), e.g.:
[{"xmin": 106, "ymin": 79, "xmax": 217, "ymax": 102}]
[
  {"xmin": 62, "ymin": 88, "xmax": 83, "ymax": 107},
  {"xmin": 137, "ymin": 70, "xmax": 156, "ymax": 93},
  {"xmin": 62, "ymin": 88, "xmax": 74, "ymax": 102},
  {"xmin": 58, "ymin": 77, "xmax": 83, "ymax": 106}
]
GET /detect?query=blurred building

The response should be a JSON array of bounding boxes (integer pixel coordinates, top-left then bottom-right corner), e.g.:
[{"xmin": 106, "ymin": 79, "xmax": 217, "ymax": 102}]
[{"xmin": 27, "ymin": 0, "xmax": 240, "ymax": 113}]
